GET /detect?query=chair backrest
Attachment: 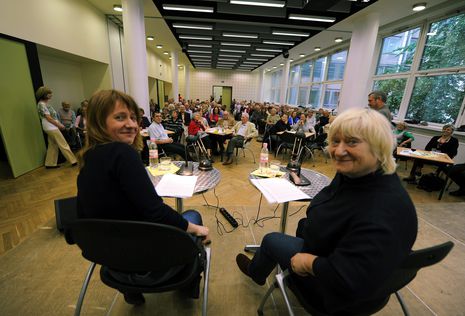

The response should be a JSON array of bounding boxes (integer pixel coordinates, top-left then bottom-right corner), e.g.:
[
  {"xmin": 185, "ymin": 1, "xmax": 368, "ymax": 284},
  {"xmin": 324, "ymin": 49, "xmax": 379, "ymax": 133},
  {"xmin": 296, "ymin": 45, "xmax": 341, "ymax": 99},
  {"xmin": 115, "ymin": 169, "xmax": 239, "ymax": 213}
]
[
  {"xmin": 278, "ymin": 131, "xmax": 298, "ymax": 144},
  {"xmin": 65, "ymin": 219, "xmax": 201, "ymax": 272},
  {"xmin": 372, "ymin": 241, "xmax": 454, "ymax": 299},
  {"xmin": 54, "ymin": 196, "xmax": 78, "ymax": 232}
]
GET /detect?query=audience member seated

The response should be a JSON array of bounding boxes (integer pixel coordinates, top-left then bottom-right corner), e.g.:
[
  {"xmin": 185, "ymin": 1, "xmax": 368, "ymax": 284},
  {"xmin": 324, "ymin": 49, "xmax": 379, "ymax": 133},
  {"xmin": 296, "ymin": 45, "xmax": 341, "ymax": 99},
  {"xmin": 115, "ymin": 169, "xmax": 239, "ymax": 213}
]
[
  {"xmin": 394, "ymin": 122, "xmax": 414, "ymax": 148},
  {"xmin": 447, "ymin": 163, "xmax": 465, "ymax": 196},
  {"xmin": 314, "ymin": 110, "xmax": 330, "ymax": 135},
  {"xmin": 179, "ymin": 104, "xmax": 191, "ymax": 126},
  {"xmin": 250, "ymin": 104, "xmax": 267, "ymax": 136},
  {"xmin": 77, "ymin": 90, "xmax": 209, "ymax": 305},
  {"xmin": 267, "ymin": 114, "xmax": 291, "ymax": 151},
  {"xmin": 188, "ymin": 112, "xmax": 213, "ymax": 161},
  {"xmin": 265, "ymin": 107, "xmax": 280, "ymax": 129},
  {"xmin": 139, "ymin": 108, "xmax": 151, "ymax": 129},
  {"xmin": 292, "ymin": 113, "xmax": 315, "ymax": 135},
  {"xmin": 75, "ymin": 102, "xmax": 88, "ymax": 142},
  {"xmin": 236, "ymin": 108, "xmax": 417, "ymax": 315},
  {"xmin": 217, "ymin": 110, "xmax": 235, "ymax": 129},
  {"xmin": 404, "ymin": 124, "xmax": 459, "ymax": 183},
  {"xmin": 148, "ymin": 112, "xmax": 190, "ymax": 160},
  {"xmin": 288, "ymin": 110, "xmax": 299, "ymax": 125},
  {"xmin": 222, "ymin": 113, "xmax": 258, "ymax": 165},
  {"xmin": 76, "ymin": 99, "xmax": 88, "ymax": 117},
  {"xmin": 57, "ymin": 101, "xmax": 78, "ymax": 149},
  {"xmin": 209, "ymin": 107, "xmax": 220, "ymax": 127},
  {"xmin": 163, "ymin": 110, "xmax": 184, "ymax": 143}
]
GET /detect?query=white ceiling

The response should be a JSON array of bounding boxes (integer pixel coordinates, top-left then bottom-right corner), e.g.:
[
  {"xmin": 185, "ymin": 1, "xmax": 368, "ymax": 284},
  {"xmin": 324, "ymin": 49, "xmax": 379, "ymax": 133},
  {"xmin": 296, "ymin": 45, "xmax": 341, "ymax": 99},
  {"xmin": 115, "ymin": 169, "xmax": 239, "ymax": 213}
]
[{"xmin": 85, "ymin": 0, "xmax": 462, "ymax": 71}]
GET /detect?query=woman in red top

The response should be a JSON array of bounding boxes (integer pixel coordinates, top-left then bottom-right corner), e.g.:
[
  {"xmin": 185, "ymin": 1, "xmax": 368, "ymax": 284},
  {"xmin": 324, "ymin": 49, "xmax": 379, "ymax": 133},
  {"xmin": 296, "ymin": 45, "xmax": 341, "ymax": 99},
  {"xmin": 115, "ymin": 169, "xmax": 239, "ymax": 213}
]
[
  {"xmin": 209, "ymin": 107, "xmax": 220, "ymax": 127},
  {"xmin": 188, "ymin": 112, "xmax": 213, "ymax": 160}
]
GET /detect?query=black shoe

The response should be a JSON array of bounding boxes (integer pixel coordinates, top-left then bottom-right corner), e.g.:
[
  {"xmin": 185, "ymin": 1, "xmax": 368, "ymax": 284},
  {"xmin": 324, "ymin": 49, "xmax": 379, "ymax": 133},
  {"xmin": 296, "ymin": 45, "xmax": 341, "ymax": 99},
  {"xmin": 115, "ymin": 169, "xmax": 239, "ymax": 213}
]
[
  {"xmin": 45, "ymin": 165, "xmax": 60, "ymax": 169},
  {"xmin": 123, "ymin": 292, "xmax": 145, "ymax": 305},
  {"xmin": 403, "ymin": 176, "xmax": 416, "ymax": 184},
  {"xmin": 235, "ymin": 254, "xmax": 265, "ymax": 286},
  {"xmin": 450, "ymin": 189, "xmax": 465, "ymax": 197}
]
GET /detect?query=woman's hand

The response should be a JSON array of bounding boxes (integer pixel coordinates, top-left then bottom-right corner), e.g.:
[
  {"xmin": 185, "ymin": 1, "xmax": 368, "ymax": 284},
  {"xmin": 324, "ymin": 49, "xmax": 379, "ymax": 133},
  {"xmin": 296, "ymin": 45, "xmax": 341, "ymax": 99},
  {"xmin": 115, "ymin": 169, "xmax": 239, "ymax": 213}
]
[
  {"xmin": 187, "ymin": 223, "xmax": 211, "ymax": 244},
  {"xmin": 290, "ymin": 253, "xmax": 317, "ymax": 276}
]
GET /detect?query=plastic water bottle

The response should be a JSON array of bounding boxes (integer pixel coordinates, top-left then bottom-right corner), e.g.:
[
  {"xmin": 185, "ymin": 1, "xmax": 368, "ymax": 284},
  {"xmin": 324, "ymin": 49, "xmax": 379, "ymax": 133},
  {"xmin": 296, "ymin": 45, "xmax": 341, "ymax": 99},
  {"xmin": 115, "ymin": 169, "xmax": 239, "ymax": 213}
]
[
  {"xmin": 259, "ymin": 143, "xmax": 269, "ymax": 172},
  {"xmin": 149, "ymin": 139, "xmax": 158, "ymax": 168}
]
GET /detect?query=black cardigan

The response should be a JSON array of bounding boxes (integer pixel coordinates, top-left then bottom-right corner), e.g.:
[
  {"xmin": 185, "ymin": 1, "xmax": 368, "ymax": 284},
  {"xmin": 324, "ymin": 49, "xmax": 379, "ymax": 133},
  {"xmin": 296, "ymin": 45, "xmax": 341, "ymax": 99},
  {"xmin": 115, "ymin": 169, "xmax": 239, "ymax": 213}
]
[
  {"xmin": 295, "ymin": 171, "xmax": 417, "ymax": 314},
  {"xmin": 425, "ymin": 135, "xmax": 459, "ymax": 158},
  {"xmin": 77, "ymin": 142, "xmax": 188, "ymax": 230}
]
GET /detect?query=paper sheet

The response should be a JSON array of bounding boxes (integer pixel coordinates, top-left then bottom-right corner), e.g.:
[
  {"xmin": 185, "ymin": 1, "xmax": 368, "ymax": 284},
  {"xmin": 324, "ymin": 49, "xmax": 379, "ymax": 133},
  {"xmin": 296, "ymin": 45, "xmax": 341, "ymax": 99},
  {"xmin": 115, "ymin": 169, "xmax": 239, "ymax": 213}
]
[
  {"xmin": 155, "ymin": 174, "xmax": 197, "ymax": 198},
  {"xmin": 250, "ymin": 178, "xmax": 310, "ymax": 204}
]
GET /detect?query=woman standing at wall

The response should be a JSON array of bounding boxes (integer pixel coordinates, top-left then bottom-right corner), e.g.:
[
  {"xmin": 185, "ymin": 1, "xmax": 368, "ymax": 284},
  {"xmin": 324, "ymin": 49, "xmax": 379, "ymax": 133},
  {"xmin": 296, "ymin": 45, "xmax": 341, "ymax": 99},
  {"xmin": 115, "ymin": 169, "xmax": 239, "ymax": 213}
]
[{"xmin": 36, "ymin": 86, "xmax": 77, "ymax": 168}]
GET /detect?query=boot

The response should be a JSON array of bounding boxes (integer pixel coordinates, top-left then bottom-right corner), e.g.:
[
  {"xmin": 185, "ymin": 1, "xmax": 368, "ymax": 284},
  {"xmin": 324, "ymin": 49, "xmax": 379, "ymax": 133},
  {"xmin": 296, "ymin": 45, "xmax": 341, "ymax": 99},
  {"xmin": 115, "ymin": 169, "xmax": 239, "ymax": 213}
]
[{"xmin": 222, "ymin": 155, "xmax": 233, "ymax": 165}]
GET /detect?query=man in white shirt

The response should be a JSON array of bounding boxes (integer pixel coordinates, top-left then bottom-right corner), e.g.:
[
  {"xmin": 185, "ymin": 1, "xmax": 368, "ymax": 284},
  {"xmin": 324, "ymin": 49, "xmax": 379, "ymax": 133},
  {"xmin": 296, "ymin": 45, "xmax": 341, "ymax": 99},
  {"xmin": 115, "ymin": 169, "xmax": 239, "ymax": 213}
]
[
  {"xmin": 148, "ymin": 113, "xmax": 190, "ymax": 160},
  {"xmin": 223, "ymin": 113, "xmax": 258, "ymax": 165}
]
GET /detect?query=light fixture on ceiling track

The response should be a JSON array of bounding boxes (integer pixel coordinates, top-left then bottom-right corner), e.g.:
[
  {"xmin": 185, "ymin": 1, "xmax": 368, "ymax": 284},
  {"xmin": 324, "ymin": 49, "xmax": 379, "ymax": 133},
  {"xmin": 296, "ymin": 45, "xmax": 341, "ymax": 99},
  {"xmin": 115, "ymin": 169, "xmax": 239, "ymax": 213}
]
[
  {"xmin": 272, "ymin": 30, "xmax": 310, "ymax": 37},
  {"xmin": 220, "ymin": 49, "xmax": 246, "ymax": 53},
  {"xmin": 218, "ymin": 54, "xmax": 242, "ymax": 58},
  {"xmin": 251, "ymin": 54, "xmax": 274, "ymax": 57},
  {"xmin": 263, "ymin": 40, "xmax": 294, "ymax": 46},
  {"xmin": 256, "ymin": 48, "xmax": 282, "ymax": 52},
  {"xmin": 113, "ymin": 4, "xmax": 122, "ymax": 12},
  {"xmin": 221, "ymin": 42, "xmax": 251, "ymax": 47},
  {"xmin": 229, "ymin": 0, "xmax": 285, "ymax": 8},
  {"xmin": 172, "ymin": 23, "xmax": 213, "ymax": 30},
  {"xmin": 223, "ymin": 32, "xmax": 258, "ymax": 39},
  {"xmin": 288, "ymin": 14, "xmax": 336, "ymax": 23},
  {"xmin": 412, "ymin": 3, "xmax": 426, "ymax": 11},
  {"xmin": 188, "ymin": 50, "xmax": 212, "ymax": 54},
  {"xmin": 189, "ymin": 44, "xmax": 212, "ymax": 48},
  {"xmin": 162, "ymin": 4, "xmax": 214, "ymax": 13},
  {"xmin": 179, "ymin": 35, "xmax": 212, "ymax": 41}
]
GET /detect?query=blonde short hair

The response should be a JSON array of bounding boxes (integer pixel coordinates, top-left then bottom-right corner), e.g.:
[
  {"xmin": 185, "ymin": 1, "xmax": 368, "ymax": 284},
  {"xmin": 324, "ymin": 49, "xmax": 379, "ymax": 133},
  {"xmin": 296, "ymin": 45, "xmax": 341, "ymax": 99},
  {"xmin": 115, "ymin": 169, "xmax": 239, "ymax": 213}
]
[{"xmin": 328, "ymin": 108, "xmax": 396, "ymax": 175}]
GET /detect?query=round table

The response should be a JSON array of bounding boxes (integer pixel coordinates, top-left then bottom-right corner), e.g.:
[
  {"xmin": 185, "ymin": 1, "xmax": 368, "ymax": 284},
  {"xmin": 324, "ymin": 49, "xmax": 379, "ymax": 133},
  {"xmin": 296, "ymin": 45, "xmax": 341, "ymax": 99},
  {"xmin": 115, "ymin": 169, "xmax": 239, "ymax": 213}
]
[{"xmin": 148, "ymin": 161, "xmax": 221, "ymax": 212}]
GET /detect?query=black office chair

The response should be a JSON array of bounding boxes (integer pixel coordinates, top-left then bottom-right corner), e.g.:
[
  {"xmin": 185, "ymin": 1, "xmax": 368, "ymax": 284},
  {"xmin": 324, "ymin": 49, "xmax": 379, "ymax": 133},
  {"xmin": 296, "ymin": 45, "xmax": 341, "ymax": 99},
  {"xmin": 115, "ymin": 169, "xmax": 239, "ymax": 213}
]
[
  {"xmin": 65, "ymin": 219, "xmax": 211, "ymax": 316},
  {"xmin": 54, "ymin": 196, "xmax": 77, "ymax": 232},
  {"xmin": 234, "ymin": 137, "xmax": 256, "ymax": 165},
  {"xmin": 257, "ymin": 241, "xmax": 454, "ymax": 316}
]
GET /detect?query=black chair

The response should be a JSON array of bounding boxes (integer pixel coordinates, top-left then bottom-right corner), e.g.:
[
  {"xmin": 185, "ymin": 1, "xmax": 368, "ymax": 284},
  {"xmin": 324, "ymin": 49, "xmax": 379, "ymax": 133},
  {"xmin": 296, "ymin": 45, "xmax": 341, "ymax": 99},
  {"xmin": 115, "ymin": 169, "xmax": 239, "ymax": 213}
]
[
  {"xmin": 257, "ymin": 241, "xmax": 454, "ymax": 316},
  {"xmin": 234, "ymin": 137, "xmax": 256, "ymax": 165},
  {"xmin": 65, "ymin": 219, "xmax": 211, "ymax": 316},
  {"xmin": 304, "ymin": 132, "xmax": 328, "ymax": 164},
  {"xmin": 54, "ymin": 196, "xmax": 77, "ymax": 232}
]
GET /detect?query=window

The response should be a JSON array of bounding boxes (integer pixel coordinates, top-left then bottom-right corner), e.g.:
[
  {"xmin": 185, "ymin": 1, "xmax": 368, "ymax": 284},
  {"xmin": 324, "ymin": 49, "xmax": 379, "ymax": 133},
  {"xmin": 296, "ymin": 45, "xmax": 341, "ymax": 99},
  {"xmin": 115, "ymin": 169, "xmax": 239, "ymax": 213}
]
[
  {"xmin": 323, "ymin": 84, "xmax": 341, "ymax": 110},
  {"xmin": 420, "ymin": 13, "xmax": 465, "ymax": 70},
  {"xmin": 288, "ymin": 87, "xmax": 298, "ymax": 105},
  {"xmin": 300, "ymin": 61, "xmax": 312, "ymax": 84},
  {"xmin": 289, "ymin": 65, "xmax": 300, "ymax": 85},
  {"xmin": 313, "ymin": 57, "xmax": 326, "ymax": 82},
  {"xmin": 297, "ymin": 87, "xmax": 308, "ymax": 106},
  {"xmin": 406, "ymin": 74, "xmax": 465, "ymax": 124},
  {"xmin": 376, "ymin": 28, "xmax": 420, "ymax": 75},
  {"xmin": 327, "ymin": 51, "xmax": 347, "ymax": 81},
  {"xmin": 308, "ymin": 84, "xmax": 322, "ymax": 109},
  {"xmin": 269, "ymin": 70, "xmax": 282, "ymax": 103},
  {"xmin": 373, "ymin": 78, "xmax": 407, "ymax": 116}
]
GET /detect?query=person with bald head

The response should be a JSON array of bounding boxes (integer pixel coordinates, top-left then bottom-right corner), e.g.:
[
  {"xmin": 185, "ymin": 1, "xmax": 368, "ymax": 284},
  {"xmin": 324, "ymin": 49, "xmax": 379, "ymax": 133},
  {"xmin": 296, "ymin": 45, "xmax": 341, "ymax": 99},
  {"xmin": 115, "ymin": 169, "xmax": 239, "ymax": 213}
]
[{"xmin": 223, "ymin": 112, "xmax": 258, "ymax": 165}]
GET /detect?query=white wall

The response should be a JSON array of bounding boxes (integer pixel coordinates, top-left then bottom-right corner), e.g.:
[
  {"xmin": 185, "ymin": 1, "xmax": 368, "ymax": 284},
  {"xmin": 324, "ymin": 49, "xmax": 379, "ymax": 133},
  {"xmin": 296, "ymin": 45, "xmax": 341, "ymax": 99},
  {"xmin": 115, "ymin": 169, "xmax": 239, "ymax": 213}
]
[
  {"xmin": 0, "ymin": 0, "xmax": 110, "ymax": 64},
  {"xmin": 190, "ymin": 69, "xmax": 259, "ymax": 101},
  {"xmin": 38, "ymin": 54, "xmax": 86, "ymax": 111},
  {"xmin": 147, "ymin": 50, "xmax": 172, "ymax": 82}
]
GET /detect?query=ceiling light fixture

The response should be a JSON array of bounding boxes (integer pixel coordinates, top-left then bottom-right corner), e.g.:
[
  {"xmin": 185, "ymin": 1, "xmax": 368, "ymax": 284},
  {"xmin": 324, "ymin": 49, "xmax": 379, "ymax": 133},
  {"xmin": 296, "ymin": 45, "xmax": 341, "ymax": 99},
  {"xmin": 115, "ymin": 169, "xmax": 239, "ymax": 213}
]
[
  {"xmin": 221, "ymin": 42, "xmax": 251, "ymax": 47},
  {"xmin": 299, "ymin": 53, "xmax": 306, "ymax": 57},
  {"xmin": 189, "ymin": 55, "xmax": 211, "ymax": 58},
  {"xmin": 220, "ymin": 49, "xmax": 246, "ymax": 53},
  {"xmin": 280, "ymin": 63, "xmax": 284, "ymax": 66},
  {"xmin": 172, "ymin": 23, "xmax": 213, "ymax": 30},
  {"xmin": 219, "ymin": 54, "xmax": 242, "ymax": 58},
  {"xmin": 156, "ymin": 45, "xmax": 163, "ymax": 49},
  {"xmin": 188, "ymin": 50, "xmax": 212, "ymax": 54},
  {"xmin": 412, "ymin": 3, "xmax": 426, "ymax": 11},
  {"xmin": 256, "ymin": 48, "xmax": 281, "ymax": 52},
  {"xmin": 247, "ymin": 58, "xmax": 268, "ymax": 61},
  {"xmin": 263, "ymin": 40, "xmax": 294, "ymax": 46},
  {"xmin": 163, "ymin": 52, "xmax": 169, "ymax": 55},
  {"xmin": 243, "ymin": 61, "xmax": 262, "ymax": 64},
  {"xmin": 314, "ymin": 47, "xmax": 321, "ymax": 51},
  {"xmin": 146, "ymin": 36, "xmax": 154, "ymax": 41},
  {"xmin": 334, "ymin": 37, "xmax": 343, "ymax": 43},
  {"xmin": 169, "ymin": 57, "xmax": 172, "ymax": 60},
  {"xmin": 162, "ymin": 4, "xmax": 214, "ymax": 13},
  {"xmin": 288, "ymin": 14, "xmax": 336, "ymax": 23},
  {"xmin": 290, "ymin": 59, "xmax": 294, "ymax": 62},
  {"xmin": 230, "ymin": 0, "xmax": 285, "ymax": 8},
  {"xmin": 218, "ymin": 58, "xmax": 239, "ymax": 61},
  {"xmin": 179, "ymin": 35, "xmax": 212, "ymax": 40},
  {"xmin": 189, "ymin": 44, "xmax": 212, "ymax": 48},
  {"xmin": 251, "ymin": 54, "xmax": 274, "ymax": 57},
  {"xmin": 113, "ymin": 4, "xmax": 123, "ymax": 12},
  {"xmin": 223, "ymin": 32, "xmax": 258, "ymax": 39},
  {"xmin": 272, "ymin": 30, "xmax": 310, "ymax": 37}
]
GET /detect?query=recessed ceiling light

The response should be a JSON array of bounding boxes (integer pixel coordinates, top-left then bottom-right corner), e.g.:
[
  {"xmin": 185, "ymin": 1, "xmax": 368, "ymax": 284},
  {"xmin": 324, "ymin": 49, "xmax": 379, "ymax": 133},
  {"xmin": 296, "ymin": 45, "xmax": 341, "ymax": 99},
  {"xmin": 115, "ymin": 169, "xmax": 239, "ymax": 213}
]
[
  {"xmin": 290, "ymin": 59, "xmax": 294, "ymax": 62},
  {"xmin": 273, "ymin": 66, "xmax": 277, "ymax": 69},
  {"xmin": 263, "ymin": 40, "xmax": 294, "ymax": 46},
  {"xmin": 179, "ymin": 35, "xmax": 212, "ymax": 41},
  {"xmin": 223, "ymin": 32, "xmax": 258, "ymax": 39},
  {"xmin": 162, "ymin": 4, "xmax": 214, "ymax": 13},
  {"xmin": 251, "ymin": 54, "xmax": 274, "ymax": 57},
  {"xmin": 272, "ymin": 30, "xmax": 310, "ymax": 37},
  {"xmin": 314, "ymin": 47, "xmax": 321, "ymax": 51},
  {"xmin": 163, "ymin": 51, "xmax": 169, "ymax": 55},
  {"xmin": 299, "ymin": 53, "xmax": 305, "ymax": 57},
  {"xmin": 189, "ymin": 44, "xmax": 212, "ymax": 48},
  {"xmin": 280, "ymin": 63, "xmax": 284, "ymax": 66},
  {"xmin": 288, "ymin": 14, "xmax": 336, "ymax": 23},
  {"xmin": 146, "ymin": 36, "xmax": 154, "ymax": 41},
  {"xmin": 219, "ymin": 54, "xmax": 242, "ymax": 58},
  {"xmin": 169, "ymin": 57, "xmax": 172, "ymax": 60},
  {"xmin": 188, "ymin": 50, "xmax": 212, "ymax": 54},
  {"xmin": 256, "ymin": 48, "xmax": 281, "ymax": 52},
  {"xmin": 172, "ymin": 23, "xmax": 213, "ymax": 30},
  {"xmin": 229, "ymin": 0, "xmax": 285, "ymax": 8},
  {"xmin": 156, "ymin": 45, "xmax": 163, "ymax": 49},
  {"xmin": 335, "ymin": 37, "xmax": 343, "ymax": 43},
  {"xmin": 220, "ymin": 49, "xmax": 246, "ymax": 53},
  {"xmin": 113, "ymin": 4, "xmax": 123, "ymax": 12},
  {"xmin": 412, "ymin": 3, "xmax": 426, "ymax": 11},
  {"xmin": 221, "ymin": 42, "xmax": 251, "ymax": 47}
]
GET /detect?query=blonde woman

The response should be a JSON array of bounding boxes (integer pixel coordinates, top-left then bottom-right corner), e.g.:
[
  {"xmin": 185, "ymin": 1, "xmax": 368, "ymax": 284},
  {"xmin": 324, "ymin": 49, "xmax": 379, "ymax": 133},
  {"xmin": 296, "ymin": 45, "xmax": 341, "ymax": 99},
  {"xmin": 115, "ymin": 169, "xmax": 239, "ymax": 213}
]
[{"xmin": 236, "ymin": 108, "xmax": 417, "ymax": 315}]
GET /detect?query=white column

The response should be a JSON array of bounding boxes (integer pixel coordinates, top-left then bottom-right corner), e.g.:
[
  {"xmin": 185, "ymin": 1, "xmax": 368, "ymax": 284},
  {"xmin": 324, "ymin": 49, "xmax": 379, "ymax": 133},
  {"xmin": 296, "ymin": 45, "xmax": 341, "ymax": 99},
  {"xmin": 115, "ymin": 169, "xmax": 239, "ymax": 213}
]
[
  {"xmin": 121, "ymin": 0, "xmax": 149, "ymax": 115},
  {"xmin": 171, "ymin": 51, "xmax": 179, "ymax": 102},
  {"xmin": 184, "ymin": 64, "xmax": 190, "ymax": 100},
  {"xmin": 338, "ymin": 13, "xmax": 380, "ymax": 113},
  {"xmin": 279, "ymin": 59, "xmax": 291, "ymax": 105},
  {"xmin": 258, "ymin": 69, "xmax": 265, "ymax": 102}
]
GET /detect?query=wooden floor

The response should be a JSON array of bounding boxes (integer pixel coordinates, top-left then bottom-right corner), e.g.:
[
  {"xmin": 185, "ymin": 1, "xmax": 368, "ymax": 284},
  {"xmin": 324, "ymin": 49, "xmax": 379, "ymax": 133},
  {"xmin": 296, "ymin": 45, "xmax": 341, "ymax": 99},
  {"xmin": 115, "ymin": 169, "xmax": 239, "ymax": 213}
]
[{"xmin": 1, "ymin": 140, "xmax": 464, "ymax": 315}]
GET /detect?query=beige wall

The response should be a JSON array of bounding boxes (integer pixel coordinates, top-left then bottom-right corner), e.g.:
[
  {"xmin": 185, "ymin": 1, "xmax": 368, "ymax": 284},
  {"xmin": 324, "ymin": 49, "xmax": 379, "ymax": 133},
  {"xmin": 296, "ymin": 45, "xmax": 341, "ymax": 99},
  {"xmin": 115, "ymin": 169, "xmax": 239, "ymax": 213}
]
[
  {"xmin": 0, "ymin": 0, "xmax": 110, "ymax": 64},
  {"xmin": 190, "ymin": 69, "xmax": 259, "ymax": 101},
  {"xmin": 147, "ymin": 49, "xmax": 172, "ymax": 82}
]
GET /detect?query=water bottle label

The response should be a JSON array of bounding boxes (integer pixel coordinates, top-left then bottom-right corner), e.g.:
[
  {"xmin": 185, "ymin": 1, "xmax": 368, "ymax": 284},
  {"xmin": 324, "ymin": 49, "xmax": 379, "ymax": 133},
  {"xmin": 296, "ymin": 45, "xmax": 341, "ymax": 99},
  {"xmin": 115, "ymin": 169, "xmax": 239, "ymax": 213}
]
[
  {"xmin": 149, "ymin": 149, "xmax": 158, "ymax": 159},
  {"xmin": 260, "ymin": 153, "xmax": 268, "ymax": 163}
]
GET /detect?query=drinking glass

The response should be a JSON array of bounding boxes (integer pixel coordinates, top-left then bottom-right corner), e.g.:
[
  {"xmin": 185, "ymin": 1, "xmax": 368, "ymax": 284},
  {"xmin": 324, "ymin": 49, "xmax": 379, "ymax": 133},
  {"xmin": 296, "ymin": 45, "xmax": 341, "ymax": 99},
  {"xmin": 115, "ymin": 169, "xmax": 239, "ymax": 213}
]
[{"xmin": 159, "ymin": 156, "xmax": 172, "ymax": 171}]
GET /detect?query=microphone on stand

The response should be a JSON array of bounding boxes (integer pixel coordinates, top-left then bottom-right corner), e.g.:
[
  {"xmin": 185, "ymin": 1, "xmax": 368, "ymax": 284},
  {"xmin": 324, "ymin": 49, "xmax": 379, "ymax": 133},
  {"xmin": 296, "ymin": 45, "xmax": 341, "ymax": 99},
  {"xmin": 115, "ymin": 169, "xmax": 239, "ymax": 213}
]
[{"xmin": 177, "ymin": 136, "xmax": 194, "ymax": 176}]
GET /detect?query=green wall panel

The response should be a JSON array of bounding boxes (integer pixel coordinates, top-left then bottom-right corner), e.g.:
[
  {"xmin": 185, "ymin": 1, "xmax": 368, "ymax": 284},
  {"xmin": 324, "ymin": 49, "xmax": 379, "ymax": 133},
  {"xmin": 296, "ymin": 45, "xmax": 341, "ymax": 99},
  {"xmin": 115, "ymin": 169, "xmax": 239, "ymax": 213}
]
[{"xmin": 0, "ymin": 38, "xmax": 46, "ymax": 177}]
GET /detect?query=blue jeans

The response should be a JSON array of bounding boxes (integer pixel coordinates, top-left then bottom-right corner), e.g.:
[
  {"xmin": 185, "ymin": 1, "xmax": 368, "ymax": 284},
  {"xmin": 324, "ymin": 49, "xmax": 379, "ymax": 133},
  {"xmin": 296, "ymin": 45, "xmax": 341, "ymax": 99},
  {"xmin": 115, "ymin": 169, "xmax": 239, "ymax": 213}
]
[
  {"xmin": 249, "ymin": 232, "xmax": 305, "ymax": 284},
  {"xmin": 182, "ymin": 209, "xmax": 202, "ymax": 225}
]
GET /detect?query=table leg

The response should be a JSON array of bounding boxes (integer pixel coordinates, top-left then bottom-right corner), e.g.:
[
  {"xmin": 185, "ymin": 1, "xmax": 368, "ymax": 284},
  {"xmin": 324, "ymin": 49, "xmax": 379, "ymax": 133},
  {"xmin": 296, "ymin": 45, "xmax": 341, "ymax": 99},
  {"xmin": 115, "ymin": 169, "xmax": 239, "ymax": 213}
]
[{"xmin": 176, "ymin": 198, "xmax": 184, "ymax": 213}]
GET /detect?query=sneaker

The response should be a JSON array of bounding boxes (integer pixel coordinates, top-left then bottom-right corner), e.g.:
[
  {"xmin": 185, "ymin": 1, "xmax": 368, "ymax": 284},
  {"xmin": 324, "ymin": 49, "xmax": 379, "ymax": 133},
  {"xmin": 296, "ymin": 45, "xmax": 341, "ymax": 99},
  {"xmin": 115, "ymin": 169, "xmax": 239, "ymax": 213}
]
[
  {"xmin": 450, "ymin": 189, "xmax": 465, "ymax": 197},
  {"xmin": 123, "ymin": 292, "xmax": 145, "ymax": 305},
  {"xmin": 235, "ymin": 254, "xmax": 265, "ymax": 286}
]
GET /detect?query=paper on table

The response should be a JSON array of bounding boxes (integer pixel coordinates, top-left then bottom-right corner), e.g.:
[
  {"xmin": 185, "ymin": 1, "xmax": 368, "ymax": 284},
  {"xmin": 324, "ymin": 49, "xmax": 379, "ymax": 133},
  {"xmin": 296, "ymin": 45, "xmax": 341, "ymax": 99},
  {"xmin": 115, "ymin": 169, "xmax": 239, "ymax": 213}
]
[
  {"xmin": 250, "ymin": 178, "xmax": 310, "ymax": 204},
  {"xmin": 155, "ymin": 174, "xmax": 198, "ymax": 198}
]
